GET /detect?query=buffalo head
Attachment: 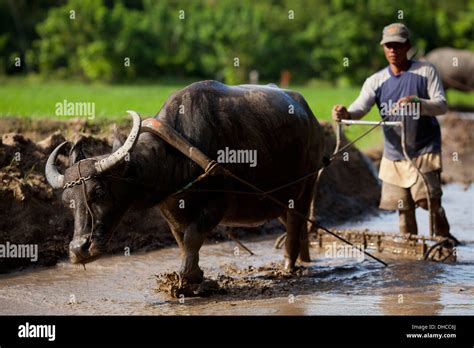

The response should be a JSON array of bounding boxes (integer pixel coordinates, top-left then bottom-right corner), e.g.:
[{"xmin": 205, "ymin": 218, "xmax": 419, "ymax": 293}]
[{"xmin": 45, "ymin": 111, "xmax": 141, "ymax": 264}]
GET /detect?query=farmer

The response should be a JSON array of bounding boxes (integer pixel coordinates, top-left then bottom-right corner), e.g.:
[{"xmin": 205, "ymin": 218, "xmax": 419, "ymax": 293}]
[{"xmin": 332, "ymin": 23, "xmax": 457, "ymax": 241}]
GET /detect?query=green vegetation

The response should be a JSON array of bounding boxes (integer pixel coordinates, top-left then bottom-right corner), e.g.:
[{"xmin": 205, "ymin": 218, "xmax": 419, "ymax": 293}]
[
  {"xmin": 1, "ymin": 0, "xmax": 472, "ymax": 150},
  {"xmin": 0, "ymin": 78, "xmax": 369, "ymax": 120},
  {"xmin": 2, "ymin": 0, "xmax": 473, "ymax": 84},
  {"xmin": 0, "ymin": 77, "xmax": 180, "ymax": 119},
  {"xmin": 0, "ymin": 78, "xmax": 382, "ymax": 149}
]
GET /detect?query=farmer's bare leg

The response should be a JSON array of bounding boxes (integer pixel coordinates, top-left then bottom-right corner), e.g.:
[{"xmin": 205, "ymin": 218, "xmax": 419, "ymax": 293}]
[
  {"xmin": 399, "ymin": 208, "xmax": 418, "ymax": 235},
  {"xmin": 432, "ymin": 199, "xmax": 450, "ymax": 237},
  {"xmin": 413, "ymin": 171, "xmax": 458, "ymax": 242},
  {"xmin": 380, "ymin": 180, "xmax": 416, "ymax": 235},
  {"xmin": 418, "ymin": 198, "xmax": 450, "ymax": 237}
]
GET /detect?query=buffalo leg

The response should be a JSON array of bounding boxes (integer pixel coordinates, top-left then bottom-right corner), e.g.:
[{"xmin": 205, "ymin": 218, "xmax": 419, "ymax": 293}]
[
  {"xmin": 170, "ymin": 227, "xmax": 185, "ymax": 255},
  {"xmin": 284, "ymin": 211, "xmax": 305, "ymax": 271},
  {"xmin": 284, "ymin": 182, "xmax": 313, "ymax": 270},
  {"xmin": 299, "ymin": 180, "xmax": 316, "ymax": 262},
  {"xmin": 298, "ymin": 224, "xmax": 311, "ymax": 262},
  {"xmin": 279, "ymin": 212, "xmax": 311, "ymax": 262},
  {"xmin": 302, "ymin": 175, "xmax": 320, "ymax": 262},
  {"xmin": 179, "ymin": 201, "xmax": 224, "ymax": 285},
  {"xmin": 180, "ymin": 222, "xmax": 205, "ymax": 285}
]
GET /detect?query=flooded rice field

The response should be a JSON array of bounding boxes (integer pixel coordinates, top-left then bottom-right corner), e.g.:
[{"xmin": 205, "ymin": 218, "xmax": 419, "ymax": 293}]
[{"xmin": 0, "ymin": 183, "xmax": 472, "ymax": 315}]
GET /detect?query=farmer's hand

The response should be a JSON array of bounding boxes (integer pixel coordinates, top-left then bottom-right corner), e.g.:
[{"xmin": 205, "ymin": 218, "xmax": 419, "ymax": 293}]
[
  {"xmin": 397, "ymin": 95, "xmax": 420, "ymax": 105},
  {"xmin": 332, "ymin": 105, "xmax": 350, "ymax": 121}
]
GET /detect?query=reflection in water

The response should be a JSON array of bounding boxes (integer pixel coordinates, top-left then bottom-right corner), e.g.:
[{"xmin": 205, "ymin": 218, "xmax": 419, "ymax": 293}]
[
  {"xmin": 339, "ymin": 183, "xmax": 474, "ymax": 315},
  {"xmin": 378, "ymin": 290, "xmax": 443, "ymax": 315},
  {"xmin": 377, "ymin": 262, "xmax": 445, "ymax": 315}
]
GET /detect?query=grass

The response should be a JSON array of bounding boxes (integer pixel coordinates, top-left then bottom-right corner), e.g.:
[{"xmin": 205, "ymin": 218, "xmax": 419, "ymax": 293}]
[
  {"xmin": 0, "ymin": 77, "xmax": 181, "ymax": 120},
  {"xmin": 1, "ymin": 77, "xmax": 472, "ymax": 150}
]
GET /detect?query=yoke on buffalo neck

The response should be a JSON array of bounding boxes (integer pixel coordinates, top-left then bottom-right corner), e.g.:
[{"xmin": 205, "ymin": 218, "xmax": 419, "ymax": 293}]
[{"xmin": 141, "ymin": 118, "xmax": 215, "ymax": 172}]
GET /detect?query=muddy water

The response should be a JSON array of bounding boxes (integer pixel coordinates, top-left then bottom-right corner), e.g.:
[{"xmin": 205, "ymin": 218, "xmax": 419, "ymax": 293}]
[{"xmin": 0, "ymin": 183, "xmax": 472, "ymax": 315}]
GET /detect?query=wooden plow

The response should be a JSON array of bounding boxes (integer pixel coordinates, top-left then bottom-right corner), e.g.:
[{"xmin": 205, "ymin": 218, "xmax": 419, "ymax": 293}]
[
  {"xmin": 275, "ymin": 229, "xmax": 456, "ymax": 262},
  {"xmin": 309, "ymin": 228, "xmax": 457, "ymax": 262}
]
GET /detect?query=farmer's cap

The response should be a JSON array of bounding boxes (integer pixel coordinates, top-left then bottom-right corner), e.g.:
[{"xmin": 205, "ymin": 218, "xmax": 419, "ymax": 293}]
[{"xmin": 380, "ymin": 23, "xmax": 410, "ymax": 45}]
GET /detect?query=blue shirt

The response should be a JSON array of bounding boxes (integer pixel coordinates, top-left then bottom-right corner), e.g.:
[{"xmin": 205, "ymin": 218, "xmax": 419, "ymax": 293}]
[{"xmin": 348, "ymin": 60, "xmax": 447, "ymax": 161}]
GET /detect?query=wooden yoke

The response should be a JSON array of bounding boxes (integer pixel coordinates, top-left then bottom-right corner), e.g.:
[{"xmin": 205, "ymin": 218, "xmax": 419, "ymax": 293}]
[{"xmin": 140, "ymin": 118, "xmax": 215, "ymax": 172}]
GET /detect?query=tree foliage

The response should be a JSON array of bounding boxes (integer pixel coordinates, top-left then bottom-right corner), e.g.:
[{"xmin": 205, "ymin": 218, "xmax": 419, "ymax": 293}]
[{"xmin": 2, "ymin": 0, "xmax": 473, "ymax": 84}]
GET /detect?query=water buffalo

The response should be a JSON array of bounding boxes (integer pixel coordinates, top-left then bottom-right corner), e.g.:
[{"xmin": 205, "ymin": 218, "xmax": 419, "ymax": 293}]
[
  {"xmin": 45, "ymin": 80, "xmax": 324, "ymax": 286},
  {"xmin": 424, "ymin": 47, "xmax": 474, "ymax": 92}
]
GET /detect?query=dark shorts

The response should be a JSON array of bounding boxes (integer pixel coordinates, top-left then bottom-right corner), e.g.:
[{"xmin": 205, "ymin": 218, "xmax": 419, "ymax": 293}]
[{"xmin": 379, "ymin": 170, "xmax": 443, "ymax": 211}]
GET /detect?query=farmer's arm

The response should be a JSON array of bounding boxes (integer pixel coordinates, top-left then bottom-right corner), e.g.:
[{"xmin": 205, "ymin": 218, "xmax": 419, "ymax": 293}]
[
  {"xmin": 397, "ymin": 65, "xmax": 448, "ymax": 116},
  {"xmin": 420, "ymin": 65, "xmax": 448, "ymax": 115},
  {"xmin": 332, "ymin": 77, "xmax": 376, "ymax": 121}
]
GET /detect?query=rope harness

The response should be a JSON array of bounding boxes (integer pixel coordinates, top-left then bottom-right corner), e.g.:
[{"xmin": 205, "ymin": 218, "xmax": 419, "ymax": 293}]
[
  {"xmin": 63, "ymin": 174, "xmax": 94, "ymax": 189},
  {"xmin": 68, "ymin": 161, "xmax": 97, "ymax": 245}
]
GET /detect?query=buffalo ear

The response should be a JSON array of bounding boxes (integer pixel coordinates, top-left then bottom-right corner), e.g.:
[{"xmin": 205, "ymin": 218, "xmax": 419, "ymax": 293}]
[
  {"xmin": 112, "ymin": 124, "xmax": 127, "ymax": 153},
  {"xmin": 69, "ymin": 137, "xmax": 86, "ymax": 165}
]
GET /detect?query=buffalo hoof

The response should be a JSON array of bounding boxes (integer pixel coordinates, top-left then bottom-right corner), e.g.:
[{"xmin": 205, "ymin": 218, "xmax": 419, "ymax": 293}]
[
  {"xmin": 299, "ymin": 245, "xmax": 311, "ymax": 263},
  {"xmin": 298, "ymin": 255, "xmax": 311, "ymax": 263},
  {"xmin": 174, "ymin": 279, "xmax": 224, "ymax": 298},
  {"xmin": 284, "ymin": 259, "xmax": 298, "ymax": 273},
  {"xmin": 157, "ymin": 271, "xmax": 224, "ymax": 298},
  {"xmin": 179, "ymin": 269, "xmax": 204, "ymax": 286}
]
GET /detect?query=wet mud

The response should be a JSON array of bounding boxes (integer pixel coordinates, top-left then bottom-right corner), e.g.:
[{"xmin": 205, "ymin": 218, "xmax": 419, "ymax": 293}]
[
  {"xmin": 0, "ymin": 200, "xmax": 472, "ymax": 315},
  {"xmin": 0, "ymin": 113, "xmax": 472, "ymax": 315}
]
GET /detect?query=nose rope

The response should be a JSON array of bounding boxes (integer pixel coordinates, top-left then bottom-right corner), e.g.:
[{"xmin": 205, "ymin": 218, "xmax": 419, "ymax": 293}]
[{"xmin": 78, "ymin": 161, "xmax": 95, "ymax": 243}]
